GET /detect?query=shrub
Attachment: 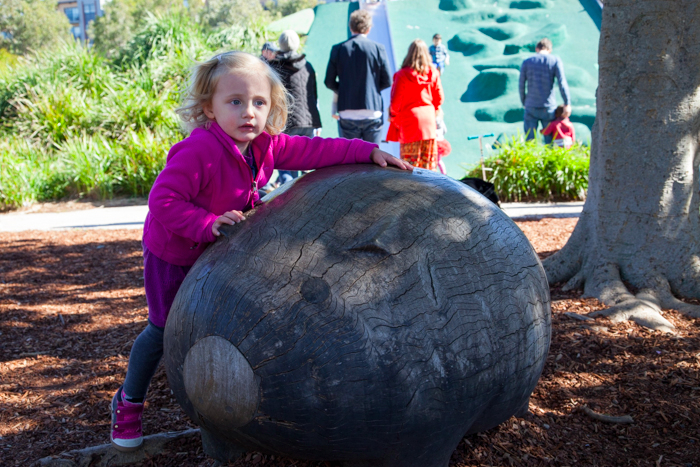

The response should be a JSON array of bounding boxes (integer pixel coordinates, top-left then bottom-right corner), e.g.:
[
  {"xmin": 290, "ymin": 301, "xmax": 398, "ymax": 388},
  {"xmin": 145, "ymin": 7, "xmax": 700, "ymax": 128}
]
[
  {"xmin": 0, "ymin": 7, "xmax": 278, "ymax": 210},
  {"xmin": 198, "ymin": 0, "xmax": 267, "ymax": 30},
  {"xmin": 0, "ymin": 0, "xmax": 72, "ymax": 55},
  {"xmin": 206, "ymin": 17, "xmax": 271, "ymax": 53},
  {"xmin": 114, "ymin": 12, "xmax": 204, "ymax": 69},
  {"xmin": 466, "ymin": 137, "xmax": 590, "ymax": 202},
  {"xmin": 0, "ymin": 48, "xmax": 19, "ymax": 72},
  {"xmin": 0, "ymin": 136, "xmax": 66, "ymax": 209},
  {"xmin": 90, "ymin": 0, "xmax": 187, "ymax": 58},
  {"xmin": 0, "ymin": 35, "xmax": 183, "ymax": 207},
  {"xmin": 266, "ymin": 0, "xmax": 322, "ymax": 18}
]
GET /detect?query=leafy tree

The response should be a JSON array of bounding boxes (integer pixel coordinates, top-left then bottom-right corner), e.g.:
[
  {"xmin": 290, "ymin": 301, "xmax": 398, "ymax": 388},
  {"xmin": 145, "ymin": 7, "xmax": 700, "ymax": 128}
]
[
  {"xmin": 542, "ymin": 0, "xmax": 700, "ymax": 332},
  {"xmin": 113, "ymin": 11, "xmax": 204, "ymax": 68},
  {"xmin": 0, "ymin": 48, "xmax": 19, "ymax": 72},
  {"xmin": 266, "ymin": 0, "xmax": 321, "ymax": 18},
  {"xmin": 198, "ymin": 0, "xmax": 267, "ymax": 30},
  {"xmin": 0, "ymin": 0, "xmax": 71, "ymax": 54},
  {"xmin": 90, "ymin": 0, "xmax": 184, "ymax": 58}
]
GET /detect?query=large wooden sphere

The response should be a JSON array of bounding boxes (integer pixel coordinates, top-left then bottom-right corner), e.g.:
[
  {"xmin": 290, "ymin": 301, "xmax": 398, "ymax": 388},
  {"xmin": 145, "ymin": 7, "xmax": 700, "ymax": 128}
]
[{"xmin": 164, "ymin": 165, "xmax": 551, "ymax": 467}]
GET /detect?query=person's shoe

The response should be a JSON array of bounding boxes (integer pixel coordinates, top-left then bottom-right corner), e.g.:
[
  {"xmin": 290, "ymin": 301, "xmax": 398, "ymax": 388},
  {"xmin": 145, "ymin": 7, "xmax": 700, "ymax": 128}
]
[{"xmin": 110, "ymin": 386, "xmax": 144, "ymax": 452}]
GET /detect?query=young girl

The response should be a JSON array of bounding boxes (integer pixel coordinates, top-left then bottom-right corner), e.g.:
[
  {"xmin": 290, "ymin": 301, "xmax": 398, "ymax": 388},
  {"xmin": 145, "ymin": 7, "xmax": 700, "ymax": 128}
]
[
  {"xmin": 386, "ymin": 39, "xmax": 444, "ymax": 171},
  {"xmin": 109, "ymin": 51, "xmax": 411, "ymax": 452},
  {"xmin": 541, "ymin": 104, "xmax": 576, "ymax": 148}
]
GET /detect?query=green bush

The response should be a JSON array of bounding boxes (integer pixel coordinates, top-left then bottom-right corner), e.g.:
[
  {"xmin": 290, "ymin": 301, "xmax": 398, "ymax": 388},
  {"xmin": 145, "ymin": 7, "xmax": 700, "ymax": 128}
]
[
  {"xmin": 266, "ymin": 0, "xmax": 322, "ymax": 18},
  {"xmin": 114, "ymin": 12, "xmax": 203, "ymax": 69},
  {"xmin": 0, "ymin": 6, "xmax": 281, "ymax": 210},
  {"xmin": 0, "ymin": 40, "xmax": 183, "ymax": 209},
  {"xmin": 0, "ymin": 0, "xmax": 72, "ymax": 55},
  {"xmin": 466, "ymin": 137, "xmax": 590, "ymax": 202},
  {"xmin": 0, "ymin": 136, "xmax": 66, "ymax": 207},
  {"xmin": 0, "ymin": 49, "xmax": 19, "ymax": 72}
]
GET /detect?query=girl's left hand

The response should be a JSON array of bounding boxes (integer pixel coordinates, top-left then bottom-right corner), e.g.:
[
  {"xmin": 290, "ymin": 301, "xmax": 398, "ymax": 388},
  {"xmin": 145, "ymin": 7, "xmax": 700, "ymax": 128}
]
[{"xmin": 370, "ymin": 148, "xmax": 413, "ymax": 171}]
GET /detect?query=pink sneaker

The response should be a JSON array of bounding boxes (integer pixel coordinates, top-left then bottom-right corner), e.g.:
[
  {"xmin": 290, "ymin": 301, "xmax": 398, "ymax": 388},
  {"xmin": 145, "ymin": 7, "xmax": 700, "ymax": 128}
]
[{"xmin": 110, "ymin": 386, "xmax": 144, "ymax": 451}]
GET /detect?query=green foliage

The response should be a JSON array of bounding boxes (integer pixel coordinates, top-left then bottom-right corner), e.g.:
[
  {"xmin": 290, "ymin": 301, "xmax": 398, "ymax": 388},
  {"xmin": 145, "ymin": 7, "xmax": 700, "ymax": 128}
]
[
  {"xmin": 0, "ymin": 5, "xmax": 279, "ymax": 210},
  {"xmin": 206, "ymin": 17, "xmax": 271, "ymax": 53},
  {"xmin": 466, "ymin": 137, "xmax": 590, "ymax": 202},
  {"xmin": 0, "ymin": 0, "xmax": 72, "ymax": 54},
  {"xmin": 0, "ymin": 48, "xmax": 19, "ymax": 72},
  {"xmin": 114, "ymin": 12, "xmax": 204, "ymax": 69},
  {"xmin": 0, "ymin": 136, "xmax": 65, "ymax": 207},
  {"xmin": 266, "ymin": 0, "xmax": 322, "ymax": 18},
  {"xmin": 0, "ymin": 40, "xmax": 182, "ymax": 209},
  {"xmin": 199, "ymin": 0, "xmax": 267, "ymax": 30},
  {"xmin": 90, "ymin": 0, "xmax": 185, "ymax": 58}
]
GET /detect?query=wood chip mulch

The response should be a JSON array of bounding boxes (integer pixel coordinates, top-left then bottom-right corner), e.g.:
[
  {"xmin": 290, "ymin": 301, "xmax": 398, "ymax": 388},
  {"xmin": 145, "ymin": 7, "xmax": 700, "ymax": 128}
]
[{"xmin": 1, "ymin": 217, "xmax": 698, "ymax": 467}]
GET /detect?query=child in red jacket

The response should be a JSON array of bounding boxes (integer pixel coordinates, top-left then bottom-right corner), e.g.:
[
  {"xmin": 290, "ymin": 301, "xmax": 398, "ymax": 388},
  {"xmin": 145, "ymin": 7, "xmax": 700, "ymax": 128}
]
[
  {"xmin": 108, "ymin": 51, "xmax": 411, "ymax": 453},
  {"xmin": 541, "ymin": 104, "xmax": 575, "ymax": 148}
]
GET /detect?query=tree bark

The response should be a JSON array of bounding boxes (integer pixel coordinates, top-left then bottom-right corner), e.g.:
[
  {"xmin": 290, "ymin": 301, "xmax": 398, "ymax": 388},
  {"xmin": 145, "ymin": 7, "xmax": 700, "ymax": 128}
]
[{"xmin": 543, "ymin": 0, "xmax": 700, "ymax": 332}]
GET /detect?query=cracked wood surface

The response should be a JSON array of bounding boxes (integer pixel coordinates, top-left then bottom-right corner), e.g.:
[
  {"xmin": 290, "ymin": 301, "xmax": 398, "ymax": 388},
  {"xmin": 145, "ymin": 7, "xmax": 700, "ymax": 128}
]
[{"xmin": 163, "ymin": 165, "xmax": 551, "ymax": 467}]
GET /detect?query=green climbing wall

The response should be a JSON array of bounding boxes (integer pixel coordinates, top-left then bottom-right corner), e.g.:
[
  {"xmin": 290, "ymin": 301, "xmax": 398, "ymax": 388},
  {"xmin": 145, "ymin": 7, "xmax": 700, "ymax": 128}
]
[
  {"xmin": 301, "ymin": 0, "xmax": 600, "ymax": 176},
  {"xmin": 387, "ymin": 0, "xmax": 601, "ymax": 176}
]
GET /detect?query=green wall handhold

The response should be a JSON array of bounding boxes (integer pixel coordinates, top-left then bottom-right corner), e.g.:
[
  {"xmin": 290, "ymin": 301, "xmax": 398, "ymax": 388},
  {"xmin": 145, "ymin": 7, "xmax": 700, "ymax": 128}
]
[
  {"xmin": 565, "ymin": 65, "xmax": 594, "ymax": 88},
  {"xmin": 477, "ymin": 22, "xmax": 528, "ymax": 41},
  {"xmin": 448, "ymin": 31, "xmax": 503, "ymax": 57},
  {"xmin": 504, "ymin": 23, "xmax": 568, "ymax": 55},
  {"xmin": 570, "ymin": 106, "xmax": 596, "ymax": 128},
  {"xmin": 473, "ymin": 53, "xmax": 530, "ymax": 71},
  {"xmin": 508, "ymin": 0, "xmax": 553, "ymax": 10},
  {"xmin": 439, "ymin": 0, "xmax": 475, "ymax": 11},
  {"xmin": 462, "ymin": 69, "xmax": 520, "ymax": 102},
  {"xmin": 453, "ymin": 9, "xmax": 501, "ymax": 24}
]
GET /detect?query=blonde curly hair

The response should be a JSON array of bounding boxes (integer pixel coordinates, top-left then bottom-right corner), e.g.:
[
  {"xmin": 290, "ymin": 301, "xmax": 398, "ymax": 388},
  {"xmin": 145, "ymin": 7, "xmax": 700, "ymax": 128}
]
[{"xmin": 176, "ymin": 51, "xmax": 290, "ymax": 135}]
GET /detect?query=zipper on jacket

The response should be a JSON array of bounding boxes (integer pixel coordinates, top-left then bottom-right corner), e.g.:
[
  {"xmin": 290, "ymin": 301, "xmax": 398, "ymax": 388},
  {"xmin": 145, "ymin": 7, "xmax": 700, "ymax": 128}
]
[
  {"xmin": 248, "ymin": 179, "xmax": 258, "ymax": 211},
  {"xmin": 243, "ymin": 144, "xmax": 258, "ymax": 212}
]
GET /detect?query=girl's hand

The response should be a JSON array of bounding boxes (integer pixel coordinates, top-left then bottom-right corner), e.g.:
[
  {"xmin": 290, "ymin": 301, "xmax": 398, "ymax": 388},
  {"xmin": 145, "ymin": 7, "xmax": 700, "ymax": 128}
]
[
  {"xmin": 212, "ymin": 210, "xmax": 245, "ymax": 236},
  {"xmin": 370, "ymin": 148, "xmax": 413, "ymax": 171}
]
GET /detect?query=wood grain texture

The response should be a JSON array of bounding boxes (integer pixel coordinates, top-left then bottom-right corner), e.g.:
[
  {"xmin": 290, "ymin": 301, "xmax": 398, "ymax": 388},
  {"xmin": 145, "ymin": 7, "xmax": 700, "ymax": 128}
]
[
  {"xmin": 183, "ymin": 336, "xmax": 259, "ymax": 428},
  {"xmin": 164, "ymin": 165, "xmax": 551, "ymax": 467}
]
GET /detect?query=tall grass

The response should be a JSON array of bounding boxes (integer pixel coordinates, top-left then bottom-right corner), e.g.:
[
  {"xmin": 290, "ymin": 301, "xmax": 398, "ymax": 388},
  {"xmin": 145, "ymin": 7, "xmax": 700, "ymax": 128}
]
[
  {"xmin": 466, "ymin": 137, "xmax": 590, "ymax": 202},
  {"xmin": 0, "ymin": 11, "xmax": 272, "ymax": 210}
]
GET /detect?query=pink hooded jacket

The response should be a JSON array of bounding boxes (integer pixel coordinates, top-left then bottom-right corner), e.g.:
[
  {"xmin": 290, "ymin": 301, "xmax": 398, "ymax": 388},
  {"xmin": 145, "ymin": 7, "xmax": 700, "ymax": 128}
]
[{"xmin": 143, "ymin": 121, "xmax": 376, "ymax": 266}]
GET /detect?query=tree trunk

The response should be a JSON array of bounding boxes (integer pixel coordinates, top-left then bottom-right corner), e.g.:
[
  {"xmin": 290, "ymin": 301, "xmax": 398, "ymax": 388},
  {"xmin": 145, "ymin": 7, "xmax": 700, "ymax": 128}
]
[{"xmin": 543, "ymin": 0, "xmax": 700, "ymax": 332}]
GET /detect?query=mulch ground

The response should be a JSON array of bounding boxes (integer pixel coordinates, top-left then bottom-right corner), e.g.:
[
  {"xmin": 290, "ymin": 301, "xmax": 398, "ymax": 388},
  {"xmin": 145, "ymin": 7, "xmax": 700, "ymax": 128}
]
[{"xmin": 1, "ymin": 217, "xmax": 699, "ymax": 467}]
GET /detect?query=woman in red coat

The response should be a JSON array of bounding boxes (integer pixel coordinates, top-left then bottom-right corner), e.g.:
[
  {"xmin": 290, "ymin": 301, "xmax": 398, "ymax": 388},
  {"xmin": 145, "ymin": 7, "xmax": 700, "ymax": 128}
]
[{"xmin": 387, "ymin": 39, "xmax": 445, "ymax": 170}]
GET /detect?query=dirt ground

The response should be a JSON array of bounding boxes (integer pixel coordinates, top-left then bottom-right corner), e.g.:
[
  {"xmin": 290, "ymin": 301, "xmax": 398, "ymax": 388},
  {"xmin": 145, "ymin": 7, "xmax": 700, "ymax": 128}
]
[{"xmin": 1, "ymin": 217, "xmax": 699, "ymax": 467}]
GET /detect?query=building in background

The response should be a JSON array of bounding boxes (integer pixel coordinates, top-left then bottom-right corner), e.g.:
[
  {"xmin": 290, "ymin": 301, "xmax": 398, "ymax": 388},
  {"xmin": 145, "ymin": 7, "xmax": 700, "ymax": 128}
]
[{"xmin": 56, "ymin": 0, "xmax": 103, "ymax": 42}]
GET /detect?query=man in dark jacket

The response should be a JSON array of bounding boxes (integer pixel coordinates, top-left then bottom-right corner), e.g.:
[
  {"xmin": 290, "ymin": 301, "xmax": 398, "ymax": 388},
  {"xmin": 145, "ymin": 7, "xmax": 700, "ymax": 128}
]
[{"xmin": 324, "ymin": 9, "xmax": 391, "ymax": 143}]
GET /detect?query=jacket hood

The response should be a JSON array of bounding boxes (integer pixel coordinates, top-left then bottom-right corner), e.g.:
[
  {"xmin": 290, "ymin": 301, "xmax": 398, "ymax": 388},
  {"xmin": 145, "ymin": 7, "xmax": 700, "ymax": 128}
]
[{"xmin": 273, "ymin": 52, "xmax": 307, "ymax": 72}]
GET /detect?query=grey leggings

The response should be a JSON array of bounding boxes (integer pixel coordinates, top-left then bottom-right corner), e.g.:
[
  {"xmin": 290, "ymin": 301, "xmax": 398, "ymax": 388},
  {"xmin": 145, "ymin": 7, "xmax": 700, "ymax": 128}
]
[{"xmin": 123, "ymin": 322, "xmax": 164, "ymax": 401}]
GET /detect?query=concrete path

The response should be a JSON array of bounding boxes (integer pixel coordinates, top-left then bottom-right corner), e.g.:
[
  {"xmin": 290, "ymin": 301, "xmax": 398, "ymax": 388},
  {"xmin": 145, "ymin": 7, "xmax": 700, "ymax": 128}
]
[
  {"xmin": 0, "ymin": 205, "xmax": 150, "ymax": 232},
  {"xmin": 0, "ymin": 201, "xmax": 583, "ymax": 232}
]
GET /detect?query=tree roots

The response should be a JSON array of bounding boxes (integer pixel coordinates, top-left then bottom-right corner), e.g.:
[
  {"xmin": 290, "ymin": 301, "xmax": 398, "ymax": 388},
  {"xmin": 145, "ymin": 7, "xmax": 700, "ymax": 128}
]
[
  {"xmin": 579, "ymin": 406, "xmax": 634, "ymax": 424},
  {"xmin": 544, "ymin": 250, "xmax": 700, "ymax": 333},
  {"xmin": 35, "ymin": 428, "xmax": 200, "ymax": 467}
]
